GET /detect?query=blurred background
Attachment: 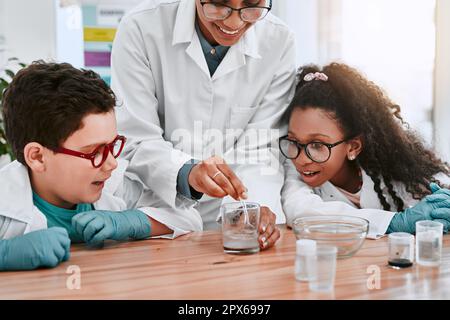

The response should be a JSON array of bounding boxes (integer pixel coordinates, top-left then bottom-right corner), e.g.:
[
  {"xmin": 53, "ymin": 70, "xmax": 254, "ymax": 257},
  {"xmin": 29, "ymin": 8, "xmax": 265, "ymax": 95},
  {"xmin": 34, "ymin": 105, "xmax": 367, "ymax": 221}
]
[{"xmin": 0, "ymin": 0, "xmax": 449, "ymax": 162}]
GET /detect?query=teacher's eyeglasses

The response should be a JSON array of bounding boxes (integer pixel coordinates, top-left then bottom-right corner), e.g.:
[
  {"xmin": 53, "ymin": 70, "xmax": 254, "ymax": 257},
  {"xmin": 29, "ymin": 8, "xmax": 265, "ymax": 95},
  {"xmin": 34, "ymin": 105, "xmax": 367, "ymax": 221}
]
[{"xmin": 200, "ymin": 0, "xmax": 272, "ymax": 23}]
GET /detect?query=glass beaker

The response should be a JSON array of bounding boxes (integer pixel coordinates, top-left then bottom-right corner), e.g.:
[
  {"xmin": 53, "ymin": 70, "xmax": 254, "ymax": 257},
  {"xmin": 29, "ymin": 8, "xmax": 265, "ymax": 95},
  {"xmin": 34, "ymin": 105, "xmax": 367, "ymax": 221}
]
[
  {"xmin": 416, "ymin": 220, "xmax": 443, "ymax": 267},
  {"xmin": 388, "ymin": 232, "xmax": 414, "ymax": 269},
  {"xmin": 221, "ymin": 202, "xmax": 260, "ymax": 254}
]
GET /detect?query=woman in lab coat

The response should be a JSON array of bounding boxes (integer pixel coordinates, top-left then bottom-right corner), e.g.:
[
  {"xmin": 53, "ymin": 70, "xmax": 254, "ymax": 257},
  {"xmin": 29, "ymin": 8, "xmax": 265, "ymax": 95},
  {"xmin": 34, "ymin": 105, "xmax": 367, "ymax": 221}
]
[
  {"xmin": 280, "ymin": 63, "xmax": 450, "ymax": 239},
  {"xmin": 111, "ymin": 0, "xmax": 296, "ymax": 249}
]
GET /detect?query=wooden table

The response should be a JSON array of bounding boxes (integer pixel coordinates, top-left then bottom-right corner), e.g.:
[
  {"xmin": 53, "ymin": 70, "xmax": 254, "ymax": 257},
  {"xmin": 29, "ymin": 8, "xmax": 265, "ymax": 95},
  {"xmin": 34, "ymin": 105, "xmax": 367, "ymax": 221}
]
[{"xmin": 1, "ymin": 226, "xmax": 450, "ymax": 300}]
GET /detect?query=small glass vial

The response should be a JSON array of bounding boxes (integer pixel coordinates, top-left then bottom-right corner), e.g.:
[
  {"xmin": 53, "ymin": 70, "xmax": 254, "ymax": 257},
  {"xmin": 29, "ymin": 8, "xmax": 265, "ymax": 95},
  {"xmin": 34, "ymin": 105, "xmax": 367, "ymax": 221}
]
[
  {"xmin": 388, "ymin": 232, "xmax": 414, "ymax": 269},
  {"xmin": 295, "ymin": 239, "xmax": 317, "ymax": 281}
]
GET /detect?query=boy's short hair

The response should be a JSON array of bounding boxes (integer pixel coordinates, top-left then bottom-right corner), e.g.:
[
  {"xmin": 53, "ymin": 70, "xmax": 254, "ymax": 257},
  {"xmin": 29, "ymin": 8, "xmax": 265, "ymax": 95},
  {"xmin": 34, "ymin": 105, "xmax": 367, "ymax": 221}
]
[{"xmin": 1, "ymin": 61, "xmax": 116, "ymax": 165}]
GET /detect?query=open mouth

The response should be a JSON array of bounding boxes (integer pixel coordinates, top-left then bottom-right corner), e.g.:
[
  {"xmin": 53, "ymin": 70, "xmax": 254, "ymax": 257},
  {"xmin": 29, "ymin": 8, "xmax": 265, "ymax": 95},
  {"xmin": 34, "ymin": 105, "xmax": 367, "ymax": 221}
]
[
  {"xmin": 92, "ymin": 177, "xmax": 110, "ymax": 187},
  {"xmin": 300, "ymin": 170, "xmax": 320, "ymax": 178},
  {"xmin": 92, "ymin": 175, "xmax": 111, "ymax": 187}
]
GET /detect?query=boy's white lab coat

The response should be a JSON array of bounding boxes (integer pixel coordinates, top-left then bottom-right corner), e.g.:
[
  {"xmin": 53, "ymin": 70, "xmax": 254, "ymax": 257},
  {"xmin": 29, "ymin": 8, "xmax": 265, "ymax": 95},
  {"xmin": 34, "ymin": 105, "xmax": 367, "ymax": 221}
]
[
  {"xmin": 111, "ymin": 0, "xmax": 296, "ymax": 229},
  {"xmin": 0, "ymin": 160, "xmax": 203, "ymax": 240},
  {"xmin": 281, "ymin": 161, "xmax": 450, "ymax": 239}
]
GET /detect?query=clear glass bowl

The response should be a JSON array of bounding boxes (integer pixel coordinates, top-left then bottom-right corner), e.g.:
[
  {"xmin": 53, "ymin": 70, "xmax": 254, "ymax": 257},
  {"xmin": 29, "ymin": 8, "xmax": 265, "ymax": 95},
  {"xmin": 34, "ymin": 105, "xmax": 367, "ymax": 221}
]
[{"xmin": 292, "ymin": 215, "xmax": 369, "ymax": 259}]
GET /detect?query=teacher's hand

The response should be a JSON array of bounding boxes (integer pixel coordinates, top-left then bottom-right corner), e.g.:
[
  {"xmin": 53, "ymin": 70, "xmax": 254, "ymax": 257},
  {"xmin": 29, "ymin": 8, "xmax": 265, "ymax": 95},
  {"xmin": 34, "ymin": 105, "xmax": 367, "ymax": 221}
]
[{"xmin": 188, "ymin": 156, "xmax": 247, "ymax": 200}]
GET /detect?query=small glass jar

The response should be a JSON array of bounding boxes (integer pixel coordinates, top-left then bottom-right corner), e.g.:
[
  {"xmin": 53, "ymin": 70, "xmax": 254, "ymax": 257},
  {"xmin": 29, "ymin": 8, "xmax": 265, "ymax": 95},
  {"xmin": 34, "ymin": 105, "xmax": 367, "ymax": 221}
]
[
  {"xmin": 295, "ymin": 239, "xmax": 317, "ymax": 281},
  {"xmin": 388, "ymin": 232, "xmax": 414, "ymax": 269},
  {"xmin": 416, "ymin": 220, "xmax": 443, "ymax": 267}
]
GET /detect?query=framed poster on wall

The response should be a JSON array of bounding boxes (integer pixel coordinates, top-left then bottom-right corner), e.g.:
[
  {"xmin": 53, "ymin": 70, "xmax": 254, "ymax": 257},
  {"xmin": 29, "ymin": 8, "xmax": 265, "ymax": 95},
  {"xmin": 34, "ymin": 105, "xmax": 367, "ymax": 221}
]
[{"xmin": 82, "ymin": 2, "xmax": 134, "ymax": 85}]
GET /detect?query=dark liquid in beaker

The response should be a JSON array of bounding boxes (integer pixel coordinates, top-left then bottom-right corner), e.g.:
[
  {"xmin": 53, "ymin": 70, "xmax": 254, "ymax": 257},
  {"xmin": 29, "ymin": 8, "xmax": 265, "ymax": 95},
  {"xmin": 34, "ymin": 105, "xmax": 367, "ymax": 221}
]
[{"xmin": 388, "ymin": 258, "xmax": 413, "ymax": 268}]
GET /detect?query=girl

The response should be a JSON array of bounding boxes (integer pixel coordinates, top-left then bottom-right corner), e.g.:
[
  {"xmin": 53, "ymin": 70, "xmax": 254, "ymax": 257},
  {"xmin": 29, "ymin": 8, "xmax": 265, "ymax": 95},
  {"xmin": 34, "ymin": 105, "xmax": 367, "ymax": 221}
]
[{"xmin": 281, "ymin": 63, "xmax": 450, "ymax": 238}]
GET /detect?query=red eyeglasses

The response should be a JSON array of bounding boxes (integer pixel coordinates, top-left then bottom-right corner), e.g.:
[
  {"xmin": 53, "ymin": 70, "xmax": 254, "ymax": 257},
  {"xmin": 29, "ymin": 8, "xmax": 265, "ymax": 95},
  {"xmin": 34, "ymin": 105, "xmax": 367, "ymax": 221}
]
[{"xmin": 55, "ymin": 135, "xmax": 126, "ymax": 168}]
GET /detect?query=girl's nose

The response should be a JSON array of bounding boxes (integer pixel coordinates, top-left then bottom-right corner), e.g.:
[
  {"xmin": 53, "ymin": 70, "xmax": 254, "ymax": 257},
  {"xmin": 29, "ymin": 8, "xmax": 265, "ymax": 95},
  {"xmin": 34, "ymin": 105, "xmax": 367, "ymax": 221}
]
[{"xmin": 293, "ymin": 148, "xmax": 313, "ymax": 167}]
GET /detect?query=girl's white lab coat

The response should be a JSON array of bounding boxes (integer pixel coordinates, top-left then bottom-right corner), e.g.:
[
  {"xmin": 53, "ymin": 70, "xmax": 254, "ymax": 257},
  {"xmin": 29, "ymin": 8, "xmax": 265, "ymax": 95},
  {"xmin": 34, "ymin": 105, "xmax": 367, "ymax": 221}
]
[
  {"xmin": 0, "ymin": 160, "xmax": 202, "ymax": 240},
  {"xmin": 281, "ymin": 161, "xmax": 450, "ymax": 239},
  {"xmin": 111, "ymin": 0, "xmax": 296, "ymax": 229}
]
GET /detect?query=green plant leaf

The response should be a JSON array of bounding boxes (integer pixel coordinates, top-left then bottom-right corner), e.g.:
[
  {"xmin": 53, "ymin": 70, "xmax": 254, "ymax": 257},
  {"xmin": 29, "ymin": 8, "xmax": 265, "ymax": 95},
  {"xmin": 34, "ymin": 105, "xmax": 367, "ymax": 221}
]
[
  {"xmin": 0, "ymin": 144, "xmax": 6, "ymax": 156},
  {"xmin": 0, "ymin": 129, "xmax": 7, "ymax": 156},
  {"xmin": 5, "ymin": 69, "xmax": 15, "ymax": 79}
]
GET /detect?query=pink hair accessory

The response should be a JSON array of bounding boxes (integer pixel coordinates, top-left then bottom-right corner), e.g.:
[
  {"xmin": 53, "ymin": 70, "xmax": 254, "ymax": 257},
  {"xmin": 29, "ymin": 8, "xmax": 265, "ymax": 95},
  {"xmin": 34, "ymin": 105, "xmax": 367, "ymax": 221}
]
[{"xmin": 303, "ymin": 72, "xmax": 328, "ymax": 82}]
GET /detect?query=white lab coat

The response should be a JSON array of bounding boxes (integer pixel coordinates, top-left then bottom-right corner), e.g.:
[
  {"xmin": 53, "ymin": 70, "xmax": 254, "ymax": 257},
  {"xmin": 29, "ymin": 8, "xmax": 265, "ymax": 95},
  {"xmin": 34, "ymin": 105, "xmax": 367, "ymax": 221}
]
[
  {"xmin": 281, "ymin": 160, "xmax": 450, "ymax": 239},
  {"xmin": 0, "ymin": 159, "xmax": 203, "ymax": 240},
  {"xmin": 111, "ymin": 0, "xmax": 296, "ymax": 229}
]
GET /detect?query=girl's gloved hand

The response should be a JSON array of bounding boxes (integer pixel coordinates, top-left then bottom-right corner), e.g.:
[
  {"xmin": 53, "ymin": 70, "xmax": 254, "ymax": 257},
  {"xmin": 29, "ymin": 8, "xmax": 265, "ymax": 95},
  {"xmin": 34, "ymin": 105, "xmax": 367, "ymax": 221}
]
[
  {"xmin": 426, "ymin": 182, "xmax": 450, "ymax": 203},
  {"xmin": 387, "ymin": 194, "xmax": 450, "ymax": 234},
  {"xmin": 72, "ymin": 210, "xmax": 151, "ymax": 247},
  {"xmin": 0, "ymin": 227, "xmax": 71, "ymax": 271},
  {"xmin": 425, "ymin": 183, "xmax": 450, "ymax": 230}
]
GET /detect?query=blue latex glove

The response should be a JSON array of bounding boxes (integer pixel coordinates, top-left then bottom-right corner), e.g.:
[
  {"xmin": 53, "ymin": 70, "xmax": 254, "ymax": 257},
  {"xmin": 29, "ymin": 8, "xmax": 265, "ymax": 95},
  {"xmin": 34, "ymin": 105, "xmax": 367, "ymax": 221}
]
[
  {"xmin": 72, "ymin": 209, "xmax": 151, "ymax": 246},
  {"xmin": 427, "ymin": 182, "xmax": 450, "ymax": 203},
  {"xmin": 429, "ymin": 182, "xmax": 450, "ymax": 194},
  {"xmin": 0, "ymin": 227, "xmax": 71, "ymax": 271},
  {"xmin": 430, "ymin": 208, "xmax": 450, "ymax": 233},
  {"xmin": 387, "ymin": 193, "xmax": 450, "ymax": 234}
]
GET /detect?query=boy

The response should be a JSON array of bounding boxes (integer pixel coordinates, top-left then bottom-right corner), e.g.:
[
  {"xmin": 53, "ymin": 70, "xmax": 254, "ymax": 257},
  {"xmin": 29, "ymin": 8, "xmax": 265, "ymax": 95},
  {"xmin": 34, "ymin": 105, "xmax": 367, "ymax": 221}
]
[{"xmin": 0, "ymin": 61, "xmax": 200, "ymax": 271}]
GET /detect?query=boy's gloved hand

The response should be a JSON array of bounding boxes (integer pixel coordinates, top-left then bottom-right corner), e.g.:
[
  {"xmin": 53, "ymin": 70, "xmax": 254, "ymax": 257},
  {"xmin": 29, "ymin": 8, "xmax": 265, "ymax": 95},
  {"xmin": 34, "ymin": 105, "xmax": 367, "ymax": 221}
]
[
  {"xmin": 0, "ymin": 227, "xmax": 71, "ymax": 271},
  {"xmin": 72, "ymin": 210, "xmax": 151, "ymax": 247}
]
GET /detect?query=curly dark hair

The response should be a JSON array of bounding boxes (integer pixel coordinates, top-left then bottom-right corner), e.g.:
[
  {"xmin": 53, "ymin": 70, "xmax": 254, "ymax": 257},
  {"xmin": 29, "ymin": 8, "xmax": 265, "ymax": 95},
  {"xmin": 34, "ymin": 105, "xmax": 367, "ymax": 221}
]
[
  {"xmin": 2, "ymin": 60, "xmax": 116, "ymax": 165},
  {"xmin": 285, "ymin": 62, "xmax": 450, "ymax": 211}
]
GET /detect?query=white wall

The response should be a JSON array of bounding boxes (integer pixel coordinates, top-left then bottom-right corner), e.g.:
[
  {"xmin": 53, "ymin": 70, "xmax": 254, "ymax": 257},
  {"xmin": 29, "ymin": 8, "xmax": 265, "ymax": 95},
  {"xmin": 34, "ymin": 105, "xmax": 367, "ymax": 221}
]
[
  {"xmin": 80, "ymin": 0, "xmax": 143, "ymax": 4},
  {"xmin": 0, "ymin": 0, "xmax": 86, "ymax": 67},
  {"xmin": 2, "ymin": 0, "xmax": 56, "ymax": 64},
  {"xmin": 271, "ymin": 0, "xmax": 319, "ymax": 67},
  {"xmin": 0, "ymin": 0, "xmax": 6, "ymax": 65},
  {"xmin": 56, "ymin": 2, "xmax": 84, "ymax": 68},
  {"xmin": 434, "ymin": 0, "xmax": 450, "ymax": 162}
]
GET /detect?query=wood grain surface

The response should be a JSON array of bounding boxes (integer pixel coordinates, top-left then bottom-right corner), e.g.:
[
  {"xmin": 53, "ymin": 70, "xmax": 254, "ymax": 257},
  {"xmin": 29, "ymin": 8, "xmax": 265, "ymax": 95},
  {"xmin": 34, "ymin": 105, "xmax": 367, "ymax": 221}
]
[{"xmin": 1, "ymin": 226, "xmax": 449, "ymax": 299}]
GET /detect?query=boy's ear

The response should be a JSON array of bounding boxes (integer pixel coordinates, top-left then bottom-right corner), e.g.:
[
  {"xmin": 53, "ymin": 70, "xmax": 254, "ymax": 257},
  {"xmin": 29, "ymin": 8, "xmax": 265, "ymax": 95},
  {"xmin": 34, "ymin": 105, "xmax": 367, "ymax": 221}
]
[
  {"xmin": 23, "ymin": 142, "xmax": 47, "ymax": 172},
  {"xmin": 347, "ymin": 136, "xmax": 363, "ymax": 161}
]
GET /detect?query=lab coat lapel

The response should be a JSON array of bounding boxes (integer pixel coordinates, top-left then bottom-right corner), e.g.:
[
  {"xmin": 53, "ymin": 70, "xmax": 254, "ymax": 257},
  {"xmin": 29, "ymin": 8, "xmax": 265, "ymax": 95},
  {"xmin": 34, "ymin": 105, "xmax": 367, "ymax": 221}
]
[
  {"xmin": 318, "ymin": 169, "xmax": 385, "ymax": 209},
  {"xmin": 360, "ymin": 169, "xmax": 385, "ymax": 209},
  {"xmin": 173, "ymin": 0, "xmax": 210, "ymax": 77},
  {"xmin": 185, "ymin": 33, "xmax": 211, "ymax": 77},
  {"xmin": 212, "ymin": 26, "xmax": 261, "ymax": 80},
  {"xmin": 0, "ymin": 161, "xmax": 35, "ymax": 224},
  {"xmin": 316, "ymin": 181, "xmax": 357, "ymax": 208},
  {"xmin": 212, "ymin": 44, "xmax": 246, "ymax": 80}
]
